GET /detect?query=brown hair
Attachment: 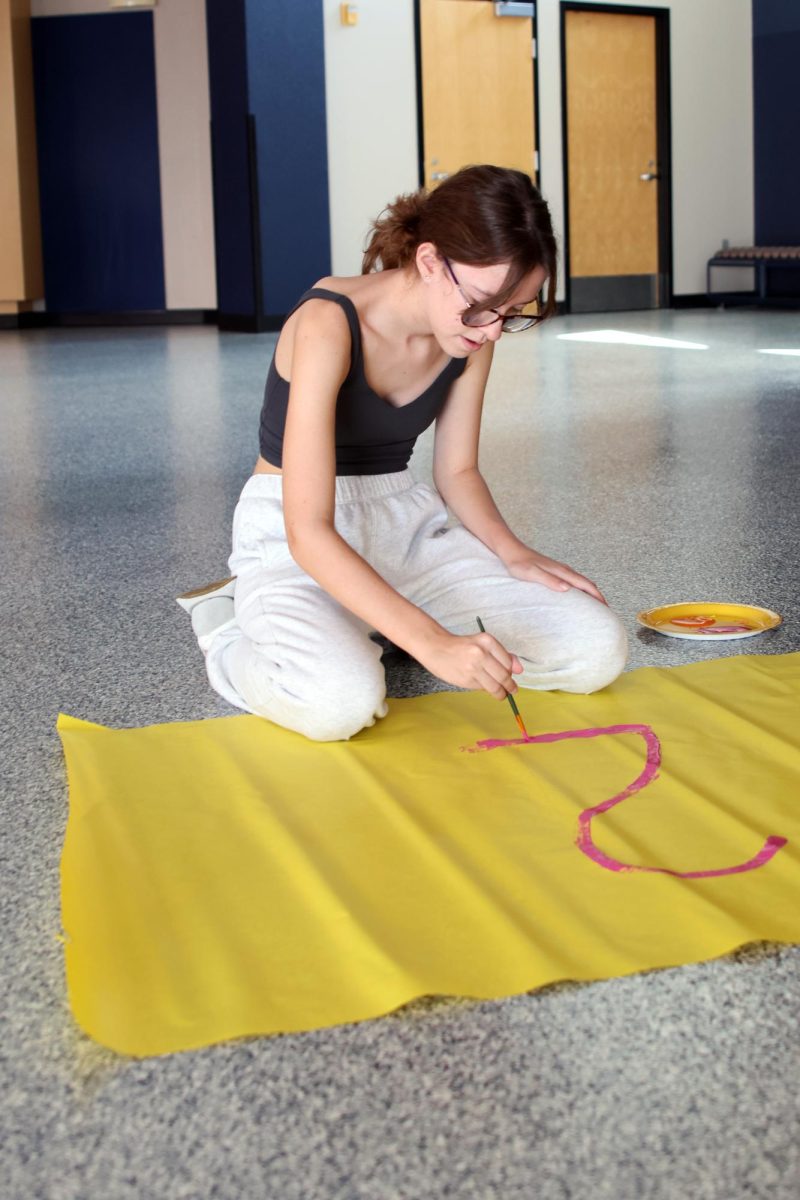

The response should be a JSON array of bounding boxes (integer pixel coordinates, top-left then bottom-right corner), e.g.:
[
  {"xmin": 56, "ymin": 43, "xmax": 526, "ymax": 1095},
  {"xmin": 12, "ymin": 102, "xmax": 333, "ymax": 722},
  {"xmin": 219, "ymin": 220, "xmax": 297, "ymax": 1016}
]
[{"xmin": 362, "ymin": 164, "xmax": 558, "ymax": 320}]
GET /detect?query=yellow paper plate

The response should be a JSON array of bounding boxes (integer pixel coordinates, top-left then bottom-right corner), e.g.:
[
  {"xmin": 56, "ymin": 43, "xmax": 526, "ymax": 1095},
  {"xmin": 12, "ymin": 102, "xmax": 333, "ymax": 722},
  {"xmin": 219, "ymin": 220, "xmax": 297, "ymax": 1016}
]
[{"xmin": 637, "ymin": 602, "xmax": 782, "ymax": 641}]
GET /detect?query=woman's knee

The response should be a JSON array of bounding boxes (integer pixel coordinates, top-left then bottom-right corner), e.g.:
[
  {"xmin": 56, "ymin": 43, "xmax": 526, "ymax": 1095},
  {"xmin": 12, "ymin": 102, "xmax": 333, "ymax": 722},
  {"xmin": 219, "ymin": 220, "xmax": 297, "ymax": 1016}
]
[
  {"xmin": 232, "ymin": 644, "xmax": 387, "ymax": 741},
  {"xmin": 564, "ymin": 606, "xmax": 628, "ymax": 693},
  {"xmin": 515, "ymin": 600, "xmax": 628, "ymax": 695},
  {"xmin": 298, "ymin": 676, "xmax": 388, "ymax": 742}
]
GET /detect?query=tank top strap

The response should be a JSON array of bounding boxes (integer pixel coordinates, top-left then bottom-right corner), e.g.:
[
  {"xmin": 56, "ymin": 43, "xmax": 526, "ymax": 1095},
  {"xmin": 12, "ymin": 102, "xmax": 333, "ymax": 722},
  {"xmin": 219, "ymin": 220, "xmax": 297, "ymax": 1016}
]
[{"xmin": 285, "ymin": 287, "xmax": 363, "ymax": 375}]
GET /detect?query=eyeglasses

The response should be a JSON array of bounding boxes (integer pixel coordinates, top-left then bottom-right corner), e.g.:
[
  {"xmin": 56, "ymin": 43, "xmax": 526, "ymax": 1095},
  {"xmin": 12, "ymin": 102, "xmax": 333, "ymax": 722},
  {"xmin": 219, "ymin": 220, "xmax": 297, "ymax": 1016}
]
[{"xmin": 442, "ymin": 257, "xmax": 544, "ymax": 333}]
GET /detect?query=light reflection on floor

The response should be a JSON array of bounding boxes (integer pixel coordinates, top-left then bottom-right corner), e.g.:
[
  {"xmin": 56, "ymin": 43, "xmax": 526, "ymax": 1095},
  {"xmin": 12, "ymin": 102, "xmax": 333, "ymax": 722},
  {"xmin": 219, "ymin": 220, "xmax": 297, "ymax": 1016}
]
[{"xmin": 557, "ymin": 329, "xmax": 708, "ymax": 349}]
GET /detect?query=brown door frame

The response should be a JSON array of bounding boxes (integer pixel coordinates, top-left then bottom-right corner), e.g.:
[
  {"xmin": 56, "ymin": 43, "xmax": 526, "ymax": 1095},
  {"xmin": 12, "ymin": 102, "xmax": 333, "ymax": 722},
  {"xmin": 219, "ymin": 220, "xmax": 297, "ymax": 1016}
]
[
  {"xmin": 414, "ymin": 0, "xmax": 542, "ymax": 190},
  {"xmin": 560, "ymin": 1, "xmax": 673, "ymax": 312}
]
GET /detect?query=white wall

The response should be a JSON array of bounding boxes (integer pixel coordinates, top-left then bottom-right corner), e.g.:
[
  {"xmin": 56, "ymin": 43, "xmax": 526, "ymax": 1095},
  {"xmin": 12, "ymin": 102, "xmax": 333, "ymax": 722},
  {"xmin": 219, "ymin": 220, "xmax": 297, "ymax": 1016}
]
[
  {"xmin": 536, "ymin": 0, "xmax": 754, "ymax": 298},
  {"xmin": 322, "ymin": 0, "xmax": 419, "ymax": 276},
  {"xmin": 322, "ymin": 0, "xmax": 754, "ymax": 299}
]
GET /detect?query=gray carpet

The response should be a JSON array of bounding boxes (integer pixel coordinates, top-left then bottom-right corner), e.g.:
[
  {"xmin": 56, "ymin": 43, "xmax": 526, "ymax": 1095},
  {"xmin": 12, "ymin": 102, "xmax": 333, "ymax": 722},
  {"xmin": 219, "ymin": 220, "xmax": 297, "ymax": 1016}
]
[{"xmin": 2, "ymin": 307, "xmax": 799, "ymax": 1199}]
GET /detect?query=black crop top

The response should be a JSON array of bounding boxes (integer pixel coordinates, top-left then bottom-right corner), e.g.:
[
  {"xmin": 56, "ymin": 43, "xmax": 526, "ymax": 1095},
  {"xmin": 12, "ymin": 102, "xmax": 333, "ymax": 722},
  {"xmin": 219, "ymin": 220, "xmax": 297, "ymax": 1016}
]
[{"xmin": 258, "ymin": 288, "xmax": 467, "ymax": 475}]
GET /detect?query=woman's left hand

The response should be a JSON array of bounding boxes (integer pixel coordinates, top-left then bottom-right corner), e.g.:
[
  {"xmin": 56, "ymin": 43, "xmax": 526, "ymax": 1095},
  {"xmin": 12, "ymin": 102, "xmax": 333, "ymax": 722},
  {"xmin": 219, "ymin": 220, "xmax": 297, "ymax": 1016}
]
[{"xmin": 503, "ymin": 547, "xmax": 608, "ymax": 605}]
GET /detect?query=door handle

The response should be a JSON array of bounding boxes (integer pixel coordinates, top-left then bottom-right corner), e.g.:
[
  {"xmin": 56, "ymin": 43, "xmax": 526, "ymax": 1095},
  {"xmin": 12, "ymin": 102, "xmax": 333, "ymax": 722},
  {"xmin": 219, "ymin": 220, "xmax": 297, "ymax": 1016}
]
[
  {"xmin": 639, "ymin": 172, "xmax": 660, "ymax": 181},
  {"xmin": 431, "ymin": 171, "xmax": 450, "ymax": 181}
]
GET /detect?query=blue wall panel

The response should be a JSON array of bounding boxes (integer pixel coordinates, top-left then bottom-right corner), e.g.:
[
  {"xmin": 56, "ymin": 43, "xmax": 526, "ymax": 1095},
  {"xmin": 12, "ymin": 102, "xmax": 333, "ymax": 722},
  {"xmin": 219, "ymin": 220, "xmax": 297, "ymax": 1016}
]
[
  {"xmin": 205, "ymin": 0, "xmax": 255, "ymax": 319},
  {"xmin": 752, "ymin": 0, "xmax": 800, "ymax": 38},
  {"xmin": 31, "ymin": 13, "xmax": 165, "ymax": 313},
  {"xmin": 245, "ymin": 0, "xmax": 331, "ymax": 316},
  {"xmin": 206, "ymin": 0, "xmax": 331, "ymax": 325},
  {"xmin": 752, "ymin": 0, "xmax": 800, "ymax": 292}
]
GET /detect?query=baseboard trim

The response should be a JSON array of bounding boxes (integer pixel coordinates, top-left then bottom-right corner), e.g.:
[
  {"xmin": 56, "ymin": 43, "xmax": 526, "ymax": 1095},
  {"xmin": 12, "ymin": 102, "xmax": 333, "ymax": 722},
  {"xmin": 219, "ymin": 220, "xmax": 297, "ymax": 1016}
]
[
  {"xmin": 216, "ymin": 313, "xmax": 284, "ymax": 333},
  {"xmin": 674, "ymin": 293, "xmax": 800, "ymax": 311},
  {"xmin": 1, "ymin": 309, "xmax": 219, "ymax": 331},
  {"xmin": 671, "ymin": 294, "xmax": 715, "ymax": 309}
]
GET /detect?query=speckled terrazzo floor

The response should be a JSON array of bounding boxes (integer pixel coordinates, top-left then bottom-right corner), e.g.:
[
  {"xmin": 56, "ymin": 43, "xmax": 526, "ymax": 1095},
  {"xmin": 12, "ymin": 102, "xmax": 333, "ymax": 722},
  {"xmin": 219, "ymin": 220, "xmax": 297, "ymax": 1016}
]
[{"xmin": 2, "ymin": 307, "xmax": 799, "ymax": 1199}]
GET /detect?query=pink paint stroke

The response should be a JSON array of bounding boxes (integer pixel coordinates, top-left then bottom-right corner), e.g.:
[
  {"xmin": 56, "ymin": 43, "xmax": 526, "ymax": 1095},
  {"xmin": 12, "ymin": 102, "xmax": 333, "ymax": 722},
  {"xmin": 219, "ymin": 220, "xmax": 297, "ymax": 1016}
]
[{"xmin": 470, "ymin": 724, "xmax": 787, "ymax": 878}]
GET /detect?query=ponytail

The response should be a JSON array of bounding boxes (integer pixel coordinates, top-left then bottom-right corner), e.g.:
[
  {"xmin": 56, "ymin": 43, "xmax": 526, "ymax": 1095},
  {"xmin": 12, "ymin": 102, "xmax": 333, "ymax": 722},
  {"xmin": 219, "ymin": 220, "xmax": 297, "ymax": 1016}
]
[{"xmin": 362, "ymin": 191, "xmax": 427, "ymax": 273}]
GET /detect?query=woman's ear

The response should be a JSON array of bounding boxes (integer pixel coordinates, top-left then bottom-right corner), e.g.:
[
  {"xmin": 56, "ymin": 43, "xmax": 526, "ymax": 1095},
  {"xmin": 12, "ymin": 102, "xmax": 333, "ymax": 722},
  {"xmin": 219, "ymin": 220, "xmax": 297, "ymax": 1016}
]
[{"xmin": 415, "ymin": 242, "xmax": 440, "ymax": 284}]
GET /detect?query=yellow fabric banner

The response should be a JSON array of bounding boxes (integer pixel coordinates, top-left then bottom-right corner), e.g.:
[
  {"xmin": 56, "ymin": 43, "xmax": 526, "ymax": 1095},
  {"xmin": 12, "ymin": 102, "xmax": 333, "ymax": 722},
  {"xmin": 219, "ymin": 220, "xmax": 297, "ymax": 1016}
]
[{"xmin": 58, "ymin": 653, "xmax": 800, "ymax": 1057}]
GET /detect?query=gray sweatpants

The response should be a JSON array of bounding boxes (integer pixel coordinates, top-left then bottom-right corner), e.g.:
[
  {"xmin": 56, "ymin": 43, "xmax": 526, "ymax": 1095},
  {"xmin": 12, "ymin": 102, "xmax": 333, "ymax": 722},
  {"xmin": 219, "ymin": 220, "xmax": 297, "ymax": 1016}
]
[{"xmin": 203, "ymin": 471, "xmax": 627, "ymax": 741}]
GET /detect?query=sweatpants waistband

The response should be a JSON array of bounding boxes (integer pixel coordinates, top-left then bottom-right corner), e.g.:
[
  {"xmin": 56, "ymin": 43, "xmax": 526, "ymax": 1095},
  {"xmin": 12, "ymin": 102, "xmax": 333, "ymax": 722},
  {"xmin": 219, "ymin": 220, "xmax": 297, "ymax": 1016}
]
[{"xmin": 240, "ymin": 469, "xmax": 420, "ymax": 504}]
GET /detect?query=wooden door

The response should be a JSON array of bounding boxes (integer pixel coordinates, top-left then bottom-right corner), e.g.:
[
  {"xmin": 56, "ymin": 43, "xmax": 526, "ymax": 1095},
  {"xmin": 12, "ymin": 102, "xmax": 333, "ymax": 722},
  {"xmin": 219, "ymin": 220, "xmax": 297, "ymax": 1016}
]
[
  {"xmin": 564, "ymin": 7, "xmax": 666, "ymax": 312},
  {"xmin": 419, "ymin": 0, "xmax": 536, "ymax": 189}
]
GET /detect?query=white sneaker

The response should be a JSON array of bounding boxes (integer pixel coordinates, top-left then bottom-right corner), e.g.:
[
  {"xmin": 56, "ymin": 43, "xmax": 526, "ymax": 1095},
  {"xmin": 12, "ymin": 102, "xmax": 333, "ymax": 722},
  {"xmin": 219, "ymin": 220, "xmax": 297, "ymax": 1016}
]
[{"xmin": 176, "ymin": 576, "xmax": 236, "ymax": 640}]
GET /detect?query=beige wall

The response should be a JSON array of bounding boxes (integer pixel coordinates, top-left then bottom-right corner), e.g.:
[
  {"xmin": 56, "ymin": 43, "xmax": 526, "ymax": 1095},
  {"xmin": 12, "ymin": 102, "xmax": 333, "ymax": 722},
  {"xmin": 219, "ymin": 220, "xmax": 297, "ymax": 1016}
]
[
  {"xmin": 31, "ymin": 0, "xmax": 104, "ymax": 13},
  {"xmin": 30, "ymin": 0, "xmax": 216, "ymax": 309},
  {"xmin": 1, "ymin": 0, "xmax": 43, "ymax": 310},
  {"xmin": 152, "ymin": 0, "xmax": 216, "ymax": 309}
]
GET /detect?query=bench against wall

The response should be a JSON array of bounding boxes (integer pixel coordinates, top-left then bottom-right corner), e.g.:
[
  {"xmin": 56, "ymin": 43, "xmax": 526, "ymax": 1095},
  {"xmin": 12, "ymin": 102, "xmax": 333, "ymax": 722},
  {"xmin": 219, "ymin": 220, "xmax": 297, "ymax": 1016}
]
[{"xmin": 707, "ymin": 246, "xmax": 800, "ymax": 304}]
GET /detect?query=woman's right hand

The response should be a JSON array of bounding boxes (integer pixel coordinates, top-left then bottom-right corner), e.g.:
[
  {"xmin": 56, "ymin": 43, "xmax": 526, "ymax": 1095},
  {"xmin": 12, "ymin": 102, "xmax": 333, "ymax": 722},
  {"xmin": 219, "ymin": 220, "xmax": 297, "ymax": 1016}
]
[{"xmin": 414, "ymin": 629, "xmax": 522, "ymax": 699}]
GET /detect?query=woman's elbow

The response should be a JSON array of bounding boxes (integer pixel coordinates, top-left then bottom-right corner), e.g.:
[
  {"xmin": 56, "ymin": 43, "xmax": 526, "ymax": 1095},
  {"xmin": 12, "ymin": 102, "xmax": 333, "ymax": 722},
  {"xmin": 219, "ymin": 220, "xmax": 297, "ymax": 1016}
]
[{"xmin": 284, "ymin": 519, "xmax": 334, "ymax": 569}]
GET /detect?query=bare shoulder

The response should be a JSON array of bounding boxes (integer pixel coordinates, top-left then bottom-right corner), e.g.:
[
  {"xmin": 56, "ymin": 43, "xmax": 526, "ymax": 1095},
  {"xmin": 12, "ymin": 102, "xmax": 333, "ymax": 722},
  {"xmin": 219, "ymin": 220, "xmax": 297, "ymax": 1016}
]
[
  {"xmin": 285, "ymin": 298, "xmax": 354, "ymax": 391},
  {"xmin": 277, "ymin": 292, "xmax": 352, "ymax": 375},
  {"xmin": 452, "ymin": 339, "xmax": 494, "ymax": 389},
  {"xmin": 292, "ymin": 295, "xmax": 352, "ymax": 338},
  {"xmin": 434, "ymin": 341, "xmax": 494, "ymax": 436}
]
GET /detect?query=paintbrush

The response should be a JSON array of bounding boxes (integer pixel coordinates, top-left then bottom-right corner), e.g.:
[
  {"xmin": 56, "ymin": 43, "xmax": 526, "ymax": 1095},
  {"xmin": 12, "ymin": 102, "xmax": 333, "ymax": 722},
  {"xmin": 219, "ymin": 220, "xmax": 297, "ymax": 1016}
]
[{"xmin": 476, "ymin": 617, "xmax": 530, "ymax": 739}]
